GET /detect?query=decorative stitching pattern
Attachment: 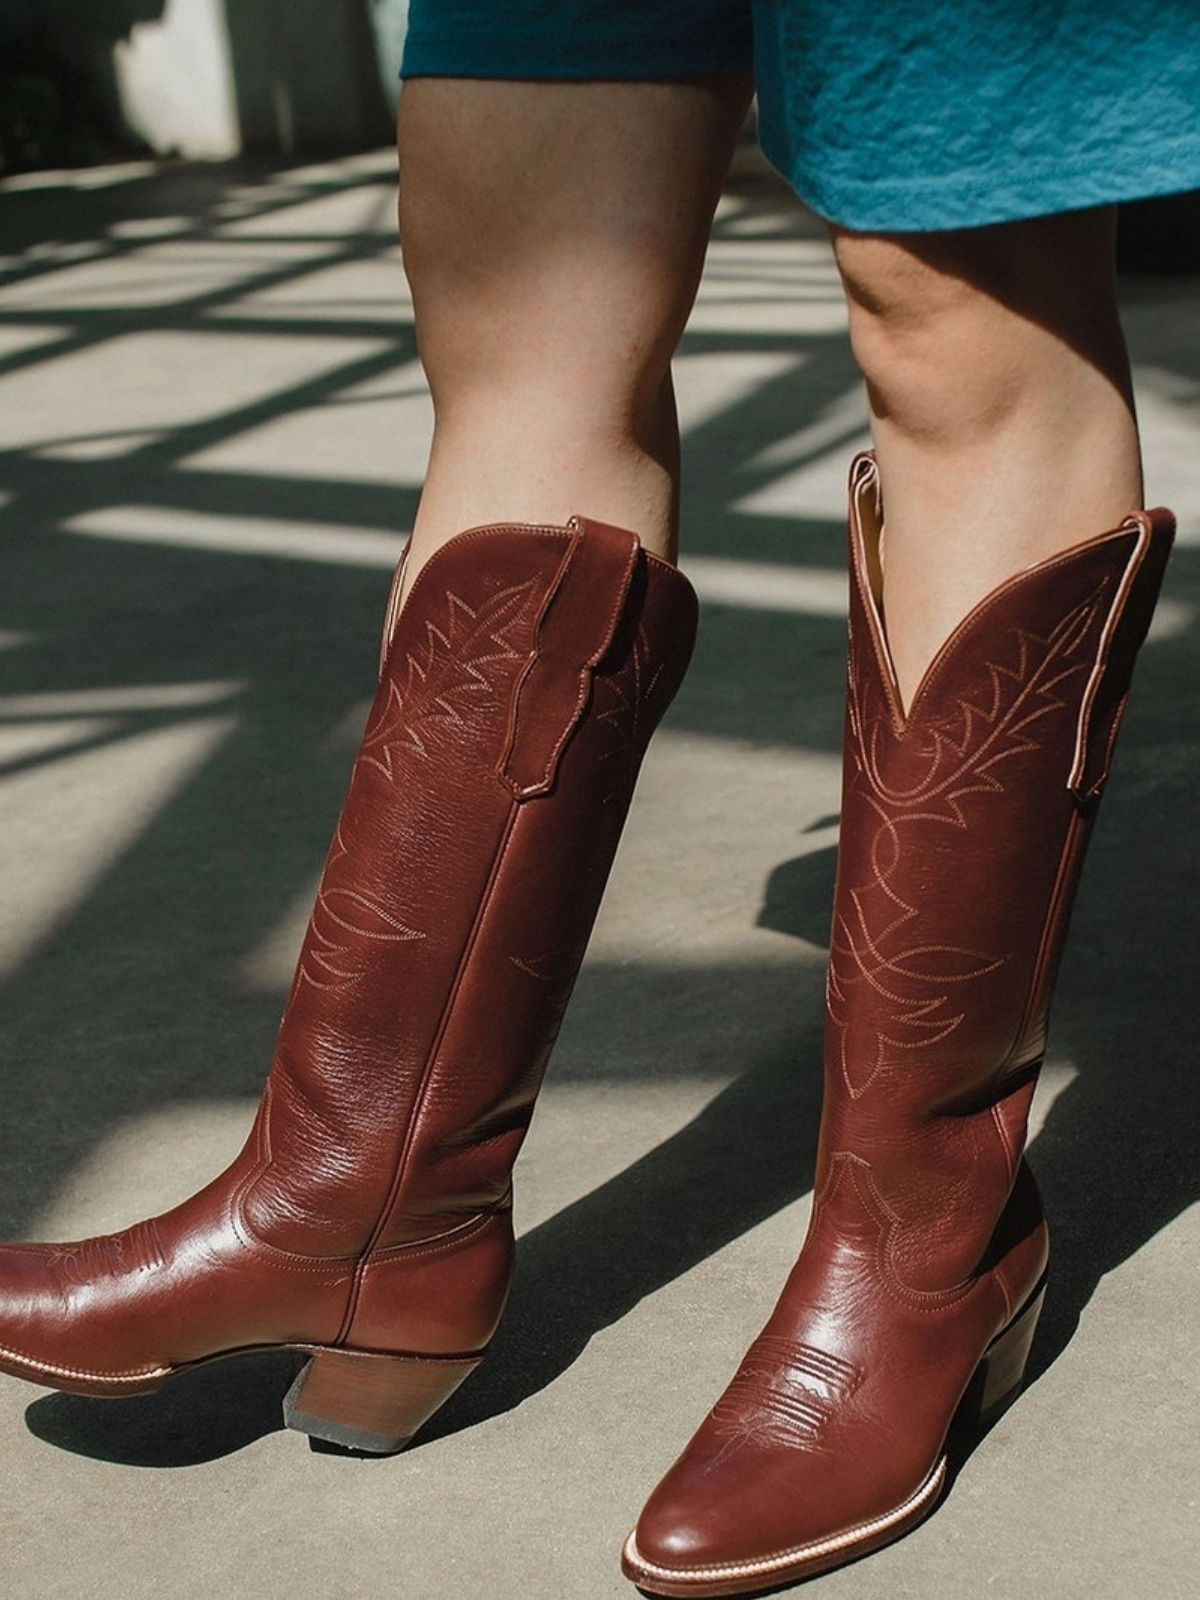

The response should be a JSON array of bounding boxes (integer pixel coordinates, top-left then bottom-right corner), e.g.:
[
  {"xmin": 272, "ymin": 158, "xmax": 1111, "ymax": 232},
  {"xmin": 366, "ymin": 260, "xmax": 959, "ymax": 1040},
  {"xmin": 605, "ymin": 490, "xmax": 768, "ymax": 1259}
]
[
  {"xmin": 293, "ymin": 579, "xmax": 544, "ymax": 1000},
  {"xmin": 593, "ymin": 624, "xmax": 665, "ymax": 810},
  {"xmin": 817, "ymin": 1153, "xmax": 976, "ymax": 1309},
  {"xmin": 829, "ymin": 594, "xmax": 1105, "ymax": 1100},
  {"xmin": 509, "ymin": 946, "xmax": 587, "ymax": 983},
  {"xmin": 710, "ymin": 1333, "xmax": 862, "ymax": 1454},
  {"xmin": 0, "ymin": 1342, "xmax": 170, "ymax": 1385},
  {"xmin": 296, "ymin": 821, "xmax": 425, "ymax": 995},
  {"xmin": 360, "ymin": 579, "xmax": 542, "ymax": 778},
  {"xmin": 42, "ymin": 1219, "xmax": 167, "ymax": 1285}
]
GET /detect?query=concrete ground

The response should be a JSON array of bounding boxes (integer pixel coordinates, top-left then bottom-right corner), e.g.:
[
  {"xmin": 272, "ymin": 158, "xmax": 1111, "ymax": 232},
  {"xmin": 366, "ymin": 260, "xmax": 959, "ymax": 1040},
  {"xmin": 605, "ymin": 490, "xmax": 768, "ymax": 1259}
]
[{"xmin": 0, "ymin": 149, "xmax": 1197, "ymax": 1600}]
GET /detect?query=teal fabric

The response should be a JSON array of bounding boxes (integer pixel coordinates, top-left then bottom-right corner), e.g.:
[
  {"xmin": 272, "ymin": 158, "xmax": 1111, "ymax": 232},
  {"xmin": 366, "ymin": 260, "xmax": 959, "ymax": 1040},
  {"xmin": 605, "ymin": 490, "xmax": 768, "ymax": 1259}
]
[
  {"xmin": 400, "ymin": 0, "xmax": 753, "ymax": 80},
  {"xmin": 400, "ymin": 0, "xmax": 1200, "ymax": 231},
  {"xmin": 753, "ymin": 0, "xmax": 1200, "ymax": 230}
]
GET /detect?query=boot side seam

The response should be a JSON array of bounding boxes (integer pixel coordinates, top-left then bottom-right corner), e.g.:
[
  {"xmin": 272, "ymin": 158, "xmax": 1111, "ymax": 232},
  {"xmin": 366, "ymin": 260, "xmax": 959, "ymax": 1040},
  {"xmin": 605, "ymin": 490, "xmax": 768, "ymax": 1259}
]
[
  {"xmin": 498, "ymin": 521, "xmax": 640, "ymax": 798},
  {"xmin": 334, "ymin": 800, "xmax": 522, "ymax": 1342},
  {"xmin": 994, "ymin": 804, "xmax": 1089, "ymax": 1085}
]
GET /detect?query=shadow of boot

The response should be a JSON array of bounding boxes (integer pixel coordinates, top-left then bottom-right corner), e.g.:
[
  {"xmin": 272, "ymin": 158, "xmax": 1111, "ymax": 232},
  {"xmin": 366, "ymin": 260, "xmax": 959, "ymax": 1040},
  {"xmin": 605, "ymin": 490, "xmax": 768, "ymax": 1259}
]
[{"xmin": 23, "ymin": 1349, "xmax": 298, "ymax": 1466}]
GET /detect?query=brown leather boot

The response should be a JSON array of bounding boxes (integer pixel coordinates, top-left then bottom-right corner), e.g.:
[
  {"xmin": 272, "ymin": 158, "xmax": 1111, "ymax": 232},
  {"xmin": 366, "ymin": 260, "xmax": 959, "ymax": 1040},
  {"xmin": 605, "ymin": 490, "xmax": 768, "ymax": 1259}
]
[
  {"xmin": 0, "ymin": 516, "xmax": 696, "ymax": 1452},
  {"xmin": 623, "ymin": 454, "xmax": 1173, "ymax": 1596}
]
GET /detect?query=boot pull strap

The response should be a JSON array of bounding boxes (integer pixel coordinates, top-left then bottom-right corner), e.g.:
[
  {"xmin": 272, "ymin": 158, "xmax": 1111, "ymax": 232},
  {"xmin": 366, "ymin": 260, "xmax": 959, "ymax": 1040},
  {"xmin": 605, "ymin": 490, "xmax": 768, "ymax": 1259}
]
[
  {"xmin": 498, "ymin": 518, "xmax": 640, "ymax": 800},
  {"xmin": 1068, "ymin": 510, "xmax": 1173, "ymax": 800}
]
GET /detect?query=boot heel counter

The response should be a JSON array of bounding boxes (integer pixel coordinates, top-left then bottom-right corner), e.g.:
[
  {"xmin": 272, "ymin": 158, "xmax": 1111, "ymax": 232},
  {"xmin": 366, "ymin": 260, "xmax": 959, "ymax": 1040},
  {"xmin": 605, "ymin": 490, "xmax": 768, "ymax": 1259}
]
[{"xmin": 343, "ymin": 1209, "xmax": 515, "ymax": 1357}]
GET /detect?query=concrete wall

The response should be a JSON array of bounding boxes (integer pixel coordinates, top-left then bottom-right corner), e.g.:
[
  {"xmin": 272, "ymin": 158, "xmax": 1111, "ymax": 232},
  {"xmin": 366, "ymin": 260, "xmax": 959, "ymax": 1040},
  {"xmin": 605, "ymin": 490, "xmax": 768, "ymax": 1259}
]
[
  {"xmin": 114, "ymin": 0, "xmax": 239, "ymax": 159},
  {"xmin": 0, "ymin": 0, "xmax": 407, "ymax": 159},
  {"xmin": 221, "ymin": 0, "xmax": 396, "ymax": 156}
]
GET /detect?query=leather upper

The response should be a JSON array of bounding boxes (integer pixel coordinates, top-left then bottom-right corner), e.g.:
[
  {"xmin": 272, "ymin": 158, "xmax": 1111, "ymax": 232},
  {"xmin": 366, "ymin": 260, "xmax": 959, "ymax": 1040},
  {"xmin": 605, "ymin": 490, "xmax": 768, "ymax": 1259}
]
[
  {"xmin": 0, "ymin": 518, "xmax": 698, "ymax": 1387},
  {"xmin": 630, "ymin": 455, "xmax": 1174, "ymax": 1582}
]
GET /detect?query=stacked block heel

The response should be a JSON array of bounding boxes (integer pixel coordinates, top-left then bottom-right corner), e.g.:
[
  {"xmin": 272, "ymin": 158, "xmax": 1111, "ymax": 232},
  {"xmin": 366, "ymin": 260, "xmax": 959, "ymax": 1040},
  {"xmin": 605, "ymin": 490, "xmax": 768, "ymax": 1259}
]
[
  {"xmin": 282, "ymin": 1346, "xmax": 482, "ymax": 1453},
  {"xmin": 959, "ymin": 1276, "xmax": 1047, "ymax": 1431}
]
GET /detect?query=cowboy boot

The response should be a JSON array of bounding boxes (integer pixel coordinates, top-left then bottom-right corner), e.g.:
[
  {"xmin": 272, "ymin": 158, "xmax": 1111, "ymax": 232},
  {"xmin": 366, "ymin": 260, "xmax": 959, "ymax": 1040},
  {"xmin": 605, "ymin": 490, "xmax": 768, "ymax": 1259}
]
[
  {"xmin": 623, "ymin": 453, "xmax": 1173, "ymax": 1595},
  {"xmin": 0, "ymin": 515, "xmax": 697, "ymax": 1453}
]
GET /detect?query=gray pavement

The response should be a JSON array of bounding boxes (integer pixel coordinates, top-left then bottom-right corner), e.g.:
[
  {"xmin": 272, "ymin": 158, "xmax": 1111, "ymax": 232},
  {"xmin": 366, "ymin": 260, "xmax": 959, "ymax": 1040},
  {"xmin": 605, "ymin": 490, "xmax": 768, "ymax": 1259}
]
[{"xmin": 0, "ymin": 150, "xmax": 1197, "ymax": 1600}]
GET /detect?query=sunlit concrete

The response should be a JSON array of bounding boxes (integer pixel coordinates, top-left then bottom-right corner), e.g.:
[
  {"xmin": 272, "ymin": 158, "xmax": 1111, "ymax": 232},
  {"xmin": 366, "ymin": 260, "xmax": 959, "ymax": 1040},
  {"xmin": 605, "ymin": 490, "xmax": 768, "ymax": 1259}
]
[
  {"xmin": 684, "ymin": 556, "xmax": 847, "ymax": 616},
  {"xmin": 0, "ymin": 239, "xmax": 331, "ymax": 310},
  {"xmin": 0, "ymin": 683, "xmax": 246, "ymax": 717},
  {"xmin": 0, "ymin": 151, "xmax": 1195, "ymax": 1600},
  {"xmin": 0, "ymin": 716, "xmax": 236, "ymax": 980},
  {"xmin": 216, "ymin": 184, "xmax": 400, "ymax": 241},
  {"xmin": 215, "ymin": 254, "xmax": 414, "ymax": 319},
  {"xmin": 182, "ymin": 357, "xmax": 432, "ymax": 487},
  {"xmin": 0, "ymin": 162, "xmax": 163, "ymax": 194},
  {"xmin": 66, "ymin": 506, "xmax": 406, "ymax": 567},
  {"xmin": 0, "ymin": 328, "xmax": 390, "ymax": 456},
  {"xmin": 673, "ymin": 349, "xmax": 806, "ymax": 436},
  {"xmin": 0, "ymin": 324, "xmax": 71, "ymax": 360}
]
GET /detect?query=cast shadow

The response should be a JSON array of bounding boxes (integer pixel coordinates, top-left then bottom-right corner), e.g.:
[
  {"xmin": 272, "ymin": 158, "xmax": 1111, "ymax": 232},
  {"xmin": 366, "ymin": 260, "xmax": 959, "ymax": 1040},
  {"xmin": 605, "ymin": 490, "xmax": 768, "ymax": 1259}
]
[{"xmin": 24, "ymin": 1349, "xmax": 295, "ymax": 1466}]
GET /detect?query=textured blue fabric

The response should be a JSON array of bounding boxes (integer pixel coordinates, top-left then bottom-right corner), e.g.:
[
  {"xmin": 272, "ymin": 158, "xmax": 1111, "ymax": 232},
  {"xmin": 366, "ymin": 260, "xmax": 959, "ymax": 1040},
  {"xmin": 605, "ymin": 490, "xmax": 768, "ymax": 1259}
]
[
  {"xmin": 400, "ymin": 0, "xmax": 1200, "ymax": 230},
  {"xmin": 401, "ymin": 0, "xmax": 753, "ymax": 80},
  {"xmin": 754, "ymin": 0, "xmax": 1200, "ymax": 229}
]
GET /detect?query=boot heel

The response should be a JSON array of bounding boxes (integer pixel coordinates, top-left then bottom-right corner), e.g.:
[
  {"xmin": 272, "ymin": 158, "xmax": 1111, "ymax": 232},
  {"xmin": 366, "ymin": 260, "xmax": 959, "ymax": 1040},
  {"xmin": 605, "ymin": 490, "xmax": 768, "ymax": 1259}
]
[
  {"xmin": 959, "ymin": 1277, "xmax": 1047, "ymax": 1430},
  {"xmin": 282, "ymin": 1346, "xmax": 482, "ymax": 1453}
]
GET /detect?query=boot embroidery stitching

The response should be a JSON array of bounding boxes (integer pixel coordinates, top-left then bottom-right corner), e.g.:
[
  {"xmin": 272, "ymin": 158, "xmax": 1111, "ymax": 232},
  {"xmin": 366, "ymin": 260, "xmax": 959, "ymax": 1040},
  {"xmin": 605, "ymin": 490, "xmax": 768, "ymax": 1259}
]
[
  {"xmin": 857, "ymin": 598, "xmax": 1103, "ymax": 810},
  {"xmin": 832, "ymin": 593, "xmax": 1107, "ymax": 1101},
  {"xmin": 293, "ymin": 578, "xmax": 548, "ymax": 1000},
  {"xmin": 709, "ymin": 1336, "xmax": 862, "ymax": 1457},
  {"xmin": 509, "ymin": 945, "xmax": 587, "ymax": 983},
  {"xmin": 301, "ymin": 888, "xmax": 425, "ymax": 991},
  {"xmin": 43, "ymin": 1218, "xmax": 167, "ymax": 1285},
  {"xmin": 818, "ymin": 1151, "xmax": 981, "ymax": 1306},
  {"xmin": 830, "ymin": 800, "xmax": 1010, "ymax": 1097},
  {"xmin": 359, "ymin": 579, "xmax": 543, "ymax": 778},
  {"xmin": 292, "ymin": 820, "xmax": 426, "ymax": 997},
  {"xmin": 594, "ymin": 625, "xmax": 665, "ymax": 809}
]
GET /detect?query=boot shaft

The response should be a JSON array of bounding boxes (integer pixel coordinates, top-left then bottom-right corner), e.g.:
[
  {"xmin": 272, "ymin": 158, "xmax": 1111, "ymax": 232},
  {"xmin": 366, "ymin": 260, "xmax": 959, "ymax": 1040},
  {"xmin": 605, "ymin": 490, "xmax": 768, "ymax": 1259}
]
[
  {"xmin": 818, "ymin": 456, "xmax": 1173, "ymax": 1287},
  {"xmin": 244, "ymin": 520, "xmax": 698, "ymax": 1258}
]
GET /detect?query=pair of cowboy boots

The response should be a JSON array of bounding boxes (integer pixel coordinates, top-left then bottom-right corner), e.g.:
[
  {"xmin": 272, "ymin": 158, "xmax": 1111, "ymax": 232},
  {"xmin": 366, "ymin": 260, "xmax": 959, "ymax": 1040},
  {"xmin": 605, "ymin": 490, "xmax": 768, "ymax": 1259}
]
[{"xmin": 0, "ymin": 460, "xmax": 1172, "ymax": 1590}]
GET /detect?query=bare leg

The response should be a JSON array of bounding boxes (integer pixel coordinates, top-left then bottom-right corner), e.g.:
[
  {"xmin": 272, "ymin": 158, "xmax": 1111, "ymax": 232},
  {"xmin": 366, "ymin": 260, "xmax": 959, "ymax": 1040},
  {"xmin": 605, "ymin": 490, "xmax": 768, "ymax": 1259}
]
[
  {"xmin": 832, "ymin": 208, "xmax": 1142, "ymax": 708},
  {"xmin": 397, "ymin": 75, "xmax": 753, "ymax": 591}
]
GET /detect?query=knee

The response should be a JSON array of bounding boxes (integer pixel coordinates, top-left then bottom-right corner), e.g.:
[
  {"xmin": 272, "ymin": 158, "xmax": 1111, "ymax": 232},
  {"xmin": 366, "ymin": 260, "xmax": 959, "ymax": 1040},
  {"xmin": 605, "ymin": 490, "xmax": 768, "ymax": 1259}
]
[
  {"xmin": 830, "ymin": 213, "xmax": 1126, "ymax": 443},
  {"xmin": 397, "ymin": 80, "xmax": 724, "ymax": 417},
  {"xmin": 832, "ymin": 230, "xmax": 1026, "ymax": 440}
]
